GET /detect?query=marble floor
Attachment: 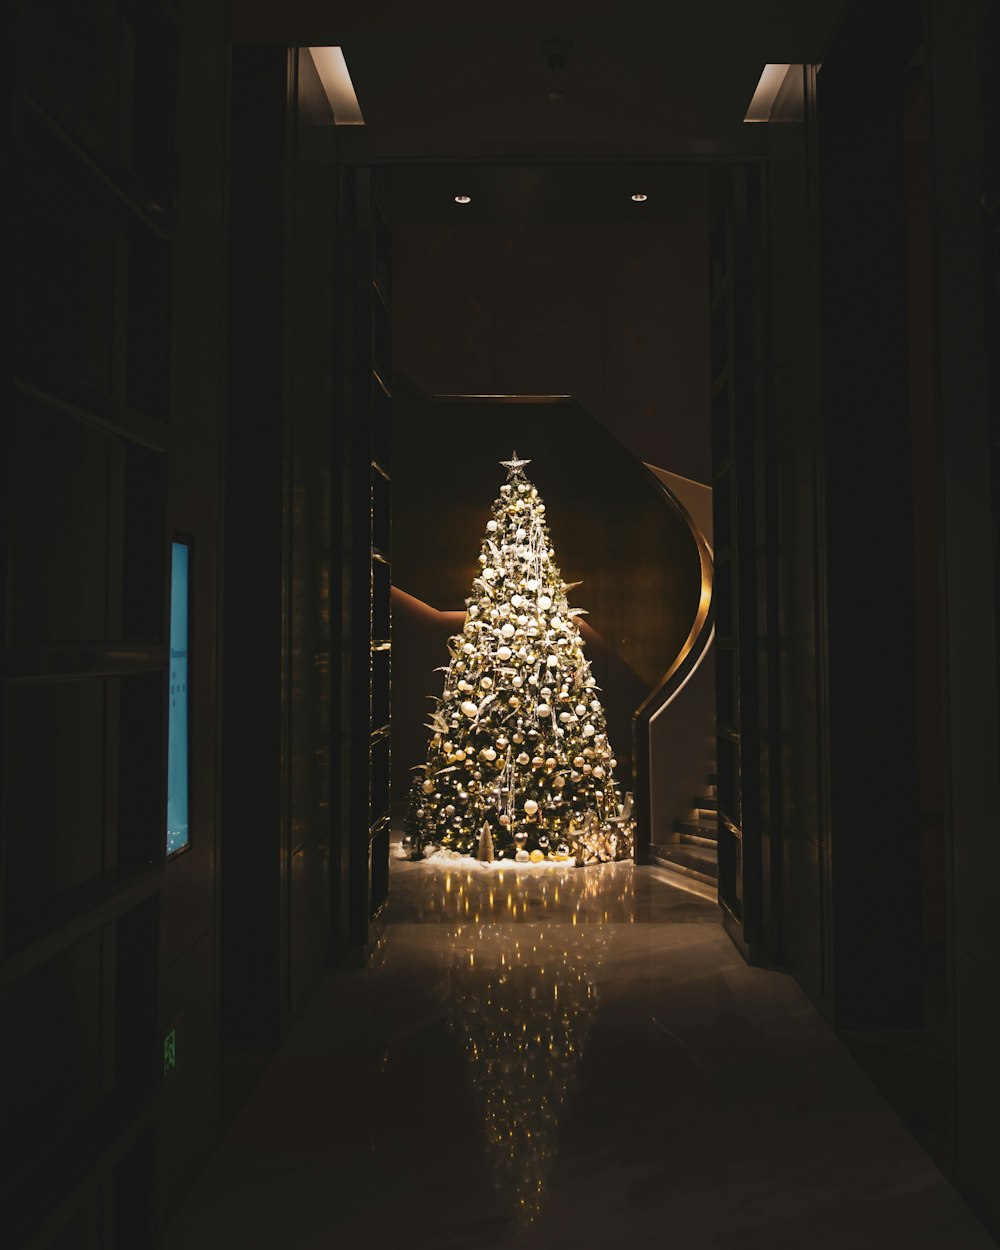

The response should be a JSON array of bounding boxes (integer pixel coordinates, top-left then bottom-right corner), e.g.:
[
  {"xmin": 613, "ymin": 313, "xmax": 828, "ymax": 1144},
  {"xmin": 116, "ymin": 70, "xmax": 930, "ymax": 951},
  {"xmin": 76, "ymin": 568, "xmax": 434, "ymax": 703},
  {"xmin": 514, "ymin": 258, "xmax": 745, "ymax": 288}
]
[{"xmin": 166, "ymin": 848, "xmax": 996, "ymax": 1250}]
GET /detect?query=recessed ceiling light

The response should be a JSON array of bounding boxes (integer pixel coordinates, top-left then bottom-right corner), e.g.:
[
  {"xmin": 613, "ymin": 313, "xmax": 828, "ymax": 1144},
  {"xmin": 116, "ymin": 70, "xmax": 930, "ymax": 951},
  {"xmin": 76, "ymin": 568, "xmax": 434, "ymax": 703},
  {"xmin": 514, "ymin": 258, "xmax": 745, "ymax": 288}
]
[
  {"xmin": 632, "ymin": 193, "xmax": 648, "ymax": 203},
  {"xmin": 455, "ymin": 195, "xmax": 472, "ymax": 204}
]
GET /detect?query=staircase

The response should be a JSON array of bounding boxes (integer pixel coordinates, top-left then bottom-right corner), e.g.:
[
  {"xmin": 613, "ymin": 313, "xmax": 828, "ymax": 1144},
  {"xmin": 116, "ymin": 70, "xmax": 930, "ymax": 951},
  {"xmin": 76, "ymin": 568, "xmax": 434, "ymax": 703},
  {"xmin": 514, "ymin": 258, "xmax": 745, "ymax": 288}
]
[{"xmin": 649, "ymin": 770, "xmax": 718, "ymax": 888}]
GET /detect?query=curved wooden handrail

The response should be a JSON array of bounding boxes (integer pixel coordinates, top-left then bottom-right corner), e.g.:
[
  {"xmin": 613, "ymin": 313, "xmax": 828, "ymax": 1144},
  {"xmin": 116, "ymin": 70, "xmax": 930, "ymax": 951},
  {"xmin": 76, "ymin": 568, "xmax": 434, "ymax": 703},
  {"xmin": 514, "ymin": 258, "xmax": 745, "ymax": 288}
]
[{"xmin": 631, "ymin": 467, "xmax": 714, "ymax": 864}]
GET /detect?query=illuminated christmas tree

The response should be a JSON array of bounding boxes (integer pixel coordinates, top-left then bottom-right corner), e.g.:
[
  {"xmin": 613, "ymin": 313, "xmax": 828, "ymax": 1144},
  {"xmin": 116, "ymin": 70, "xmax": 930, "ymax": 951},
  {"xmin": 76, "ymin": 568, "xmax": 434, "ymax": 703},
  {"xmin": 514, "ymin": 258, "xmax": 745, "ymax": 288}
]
[{"xmin": 404, "ymin": 453, "xmax": 631, "ymax": 863}]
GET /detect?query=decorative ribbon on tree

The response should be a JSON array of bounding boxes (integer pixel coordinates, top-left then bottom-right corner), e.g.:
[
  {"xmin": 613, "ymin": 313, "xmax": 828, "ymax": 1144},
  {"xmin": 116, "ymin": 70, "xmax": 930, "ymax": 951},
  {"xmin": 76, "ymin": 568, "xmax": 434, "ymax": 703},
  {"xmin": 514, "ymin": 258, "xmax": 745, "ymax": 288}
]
[{"xmin": 405, "ymin": 454, "xmax": 632, "ymax": 864}]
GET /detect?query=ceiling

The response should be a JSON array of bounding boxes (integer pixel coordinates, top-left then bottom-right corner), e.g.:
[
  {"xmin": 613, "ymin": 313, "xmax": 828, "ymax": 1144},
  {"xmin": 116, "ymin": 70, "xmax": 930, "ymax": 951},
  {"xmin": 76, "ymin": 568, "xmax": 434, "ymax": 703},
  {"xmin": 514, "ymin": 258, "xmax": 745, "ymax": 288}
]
[
  {"xmin": 233, "ymin": 1, "xmax": 848, "ymax": 161},
  {"xmin": 375, "ymin": 162, "xmax": 710, "ymax": 226}
]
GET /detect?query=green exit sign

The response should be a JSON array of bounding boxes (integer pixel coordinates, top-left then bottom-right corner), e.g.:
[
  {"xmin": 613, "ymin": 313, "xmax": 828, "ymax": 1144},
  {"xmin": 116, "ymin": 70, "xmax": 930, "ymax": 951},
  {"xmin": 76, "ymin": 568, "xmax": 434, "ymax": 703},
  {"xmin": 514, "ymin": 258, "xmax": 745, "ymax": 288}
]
[
  {"xmin": 163, "ymin": 1029, "xmax": 177, "ymax": 1077},
  {"xmin": 162, "ymin": 1014, "xmax": 183, "ymax": 1082}
]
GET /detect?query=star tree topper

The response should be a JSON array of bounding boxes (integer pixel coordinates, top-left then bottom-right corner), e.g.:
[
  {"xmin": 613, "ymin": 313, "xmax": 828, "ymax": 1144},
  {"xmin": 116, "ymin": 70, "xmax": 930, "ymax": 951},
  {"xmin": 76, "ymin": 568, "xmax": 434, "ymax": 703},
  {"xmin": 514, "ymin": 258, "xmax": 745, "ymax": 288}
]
[{"xmin": 500, "ymin": 450, "xmax": 532, "ymax": 480}]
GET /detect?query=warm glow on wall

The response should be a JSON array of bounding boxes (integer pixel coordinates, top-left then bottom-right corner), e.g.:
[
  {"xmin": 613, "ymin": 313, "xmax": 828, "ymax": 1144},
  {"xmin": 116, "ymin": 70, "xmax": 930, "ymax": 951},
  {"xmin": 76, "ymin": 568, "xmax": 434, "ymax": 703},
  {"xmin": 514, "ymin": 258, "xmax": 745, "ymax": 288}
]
[
  {"xmin": 744, "ymin": 63, "xmax": 792, "ymax": 123},
  {"xmin": 308, "ymin": 46, "xmax": 364, "ymax": 125}
]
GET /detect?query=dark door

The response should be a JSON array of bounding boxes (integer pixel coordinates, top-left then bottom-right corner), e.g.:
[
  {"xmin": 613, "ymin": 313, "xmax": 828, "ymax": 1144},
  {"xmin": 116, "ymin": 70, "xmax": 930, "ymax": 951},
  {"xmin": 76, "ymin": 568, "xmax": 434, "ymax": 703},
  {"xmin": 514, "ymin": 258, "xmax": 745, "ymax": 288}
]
[
  {"xmin": 339, "ymin": 168, "xmax": 393, "ymax": 955},
  {"xmin": 708, "ymin": 166, "xmax": 764, "ymax": 957}
]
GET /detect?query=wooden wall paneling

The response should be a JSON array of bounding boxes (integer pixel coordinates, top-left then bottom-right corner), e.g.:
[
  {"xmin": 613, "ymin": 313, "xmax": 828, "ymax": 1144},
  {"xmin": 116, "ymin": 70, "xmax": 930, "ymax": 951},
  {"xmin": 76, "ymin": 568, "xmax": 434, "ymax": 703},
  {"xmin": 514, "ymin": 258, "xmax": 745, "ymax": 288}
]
[
  {"xmin": 220, "ymin": 40, "xmax": 341, "ymax": 1110},
  {"xmin": 286, "ymin": 47, "xmax": 338, "ymax": 1015},
  {"xmin": 815, "ymin": 0, "xmax": 923, "ymax": 1028},
  {"xmin": 220, "ymin": 42, "xmax": 289, "ymax": 1116},
  {"xmin": 338, "ymin": 166, "xmax": 392, "ymax": 956},
  {"xmin": 928, "ymin": 0, "xmax": 1000, "ymax": 1228},
  {"xmin": 709, "ymin": 171, "xmax": 750, "ymax": 951},
  {"xmin": 4, "ymin": 3, "xmax": 186, "ymax": 1240},
  {"xmin": 154, "ymin": 0, "xmax": 229, "ymax": 1223},
  {"xmin": 764, "ymin": 66, "xmax": 832, "ymax": 1007}
]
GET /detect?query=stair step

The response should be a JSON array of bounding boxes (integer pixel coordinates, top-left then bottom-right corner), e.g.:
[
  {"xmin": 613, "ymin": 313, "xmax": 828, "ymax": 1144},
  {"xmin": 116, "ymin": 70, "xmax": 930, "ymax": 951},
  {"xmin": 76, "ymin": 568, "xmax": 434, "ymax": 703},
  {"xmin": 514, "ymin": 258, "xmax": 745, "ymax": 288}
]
[
  {"xmin": 694, "ymin": 795, "xmax": 717, "ymax": 811},
  {"xmin": 674, "ymin": 819, "xmax": 718, "ymax": 843},
  {"xmin": 650, "ymin": 843, "xmax": 719, "ymax": 885},
  {"xmin": 707, "ymin": 772, "xmax": 717, "ymax": 786}
]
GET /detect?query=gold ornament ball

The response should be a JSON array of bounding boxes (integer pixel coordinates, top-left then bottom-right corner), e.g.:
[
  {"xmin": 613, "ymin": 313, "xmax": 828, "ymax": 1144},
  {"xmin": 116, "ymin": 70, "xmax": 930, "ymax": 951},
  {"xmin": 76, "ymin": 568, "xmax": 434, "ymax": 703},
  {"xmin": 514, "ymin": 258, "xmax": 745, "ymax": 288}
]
[{"xmin": 529, "ymin": 849, "xmax": 545, "ymax": 863}]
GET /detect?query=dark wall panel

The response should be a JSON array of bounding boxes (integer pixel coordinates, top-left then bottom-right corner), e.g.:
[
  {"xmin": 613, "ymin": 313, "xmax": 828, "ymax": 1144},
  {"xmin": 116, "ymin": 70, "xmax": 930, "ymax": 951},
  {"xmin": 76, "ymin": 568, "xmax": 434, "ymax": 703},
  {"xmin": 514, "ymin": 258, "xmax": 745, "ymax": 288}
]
[
  {"xmin": 2, "ymin": 680, "xmax": 106, "ymax": 937},
  {"xmin": 391, "ymin": 217, "xmax": 712, "ymax": 482},
  {"xmin": 816, "ymin": 0, "xmax": 923, "ymax": 1027},
  {"xmin": 0, "ymin": 931, "xmax": 103, "ymax": 1177},
  {"xmin": 7, "ymin": 404, "xmax": 110, "ymax": 644}
]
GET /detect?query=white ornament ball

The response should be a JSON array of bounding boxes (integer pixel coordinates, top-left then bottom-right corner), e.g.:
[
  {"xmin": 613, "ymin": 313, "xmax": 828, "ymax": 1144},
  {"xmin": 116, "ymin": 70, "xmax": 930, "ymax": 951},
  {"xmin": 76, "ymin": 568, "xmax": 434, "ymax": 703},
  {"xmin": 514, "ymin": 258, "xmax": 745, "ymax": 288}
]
[
  {"xmin": 482, "ymin": 748, "xmax": 497, "ymax": 762},
  {"xmin": 610, "ymin": 758, "xmax": 618, "ymax": 768},
  {"xmin": 559, "ymin": 711, "xmax": 573, "ymax": 723},
  {"xmin": 481, "ymin": 677, "xmax": 493, "ymax": 689},
  {"xmin": 524, "ymin": 799, "xmax": 539, "ymax": 816},
  {"xmin": 511, "ymin": 594, "xmax": 523, "ymax": 608},
  {"xmin": 478, "ymin": 553, "xmax": 488, "ymax": 565},
  {"xmin": 512, "ymin": 675, "xmax": 523, "ymax": 688},
  {"xmin": 593, "ymin": 766, "xmax": 605, "ymax": 779},
  {"xmin": 576, "ymin": 703, "xmax": 587, "ymax": 716},
  {"xmin": 463, "ymin": 643, "xmax": 475, "ymax": 655},
  {"xmin": 516, "ymin": 528, "xmax": 527, "ymax": 541},
  {"xmin": 500, "ymin": 622, "xmax": 515, "ymax": 639},
  {"xmin": 498, "ymin": 646, "xmax": 512, "ymax": 660},
  {"xmin": 515, "ymin": 849, "xmax": 530, "ymax": 862},
  {"xmin": 546, "ymin": 655, "xmax": 559, "ymax": 668},
  {"xmin": 538, "ymin": 595, "xmax": 552, "ymax": 611},
  {"xmin": 537, "ymin": 703, "xmax": 551, "ymax": 718},
  {"xmin": 526, "ymin": 579, "xmax": 538, "ymax": 591},
  {"xmin": 586, "ymin": 676, "xmax": 596, "ymax": 687},
  {"xmin": 583, "ymin": 724, "xmax": 595, "ymax": 737},
  {"xmin": 591, "ymin": 700, "xmax": 601, "ymax": 712},
  {"xmin": 487, "ymin": 520, "xmax": 498, "ymax": 532},
  {"xmin": 461, "ymin": 700, "xmax": 478, "ymax": 717}
]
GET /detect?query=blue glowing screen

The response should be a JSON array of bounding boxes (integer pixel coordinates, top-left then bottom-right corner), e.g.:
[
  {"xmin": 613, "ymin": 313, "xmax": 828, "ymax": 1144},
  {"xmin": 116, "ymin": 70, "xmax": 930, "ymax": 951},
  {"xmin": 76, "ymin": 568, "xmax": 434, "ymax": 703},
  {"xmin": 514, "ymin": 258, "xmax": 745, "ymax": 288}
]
[{"xmin": 167, "ymin": 542, "xmax": 190, "ymax": 856}]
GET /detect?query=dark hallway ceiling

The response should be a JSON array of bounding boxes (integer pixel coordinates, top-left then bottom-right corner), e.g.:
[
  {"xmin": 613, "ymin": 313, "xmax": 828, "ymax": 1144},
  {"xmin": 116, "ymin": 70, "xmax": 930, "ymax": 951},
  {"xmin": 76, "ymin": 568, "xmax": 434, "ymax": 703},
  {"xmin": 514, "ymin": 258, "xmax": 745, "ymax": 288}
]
[{"xmin": 233, "ymin": 1, "xmax": 848, "ymax": 160}]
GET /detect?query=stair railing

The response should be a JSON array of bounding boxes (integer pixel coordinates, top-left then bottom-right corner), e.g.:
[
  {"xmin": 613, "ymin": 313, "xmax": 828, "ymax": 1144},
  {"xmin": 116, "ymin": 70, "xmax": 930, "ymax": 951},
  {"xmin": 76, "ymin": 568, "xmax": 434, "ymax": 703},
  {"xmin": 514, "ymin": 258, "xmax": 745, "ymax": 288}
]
[{"xmin": 631, "ymin": 472, "xmax": 714, "ymax": 864}]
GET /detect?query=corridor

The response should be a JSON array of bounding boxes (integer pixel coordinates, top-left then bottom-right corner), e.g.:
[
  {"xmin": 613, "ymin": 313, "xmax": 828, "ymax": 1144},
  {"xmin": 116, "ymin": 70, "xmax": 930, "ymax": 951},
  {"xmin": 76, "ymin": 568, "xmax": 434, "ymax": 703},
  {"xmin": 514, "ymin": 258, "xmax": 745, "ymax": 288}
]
[{"xmin": 166, "ymin": 852, "xmax": 991, "ymax": 1250}]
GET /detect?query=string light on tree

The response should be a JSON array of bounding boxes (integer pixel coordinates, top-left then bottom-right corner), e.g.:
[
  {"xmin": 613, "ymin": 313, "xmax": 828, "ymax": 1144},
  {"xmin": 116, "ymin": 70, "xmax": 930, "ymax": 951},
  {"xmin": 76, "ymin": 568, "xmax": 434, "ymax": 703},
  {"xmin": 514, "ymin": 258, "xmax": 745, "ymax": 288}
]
[{"xmin": 405, "ymin": 454, "xmax": 632, "ymax": 863}]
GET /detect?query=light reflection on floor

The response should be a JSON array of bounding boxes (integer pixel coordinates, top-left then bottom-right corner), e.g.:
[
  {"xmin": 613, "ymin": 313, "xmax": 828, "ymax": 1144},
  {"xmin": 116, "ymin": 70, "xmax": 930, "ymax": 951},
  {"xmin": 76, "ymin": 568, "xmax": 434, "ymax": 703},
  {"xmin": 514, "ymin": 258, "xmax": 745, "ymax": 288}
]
[{"xmin": 166, "ymin": 843, "xmax": 996, "ymax": 1250}]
